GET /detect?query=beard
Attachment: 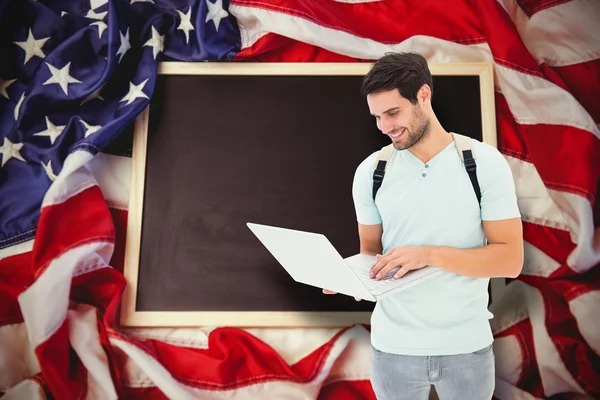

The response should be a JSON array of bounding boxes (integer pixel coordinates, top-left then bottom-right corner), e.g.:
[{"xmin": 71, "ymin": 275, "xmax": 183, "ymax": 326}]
[{"xmin": 391, "ymin": 105, "xmax": 431, "ymax": 150}]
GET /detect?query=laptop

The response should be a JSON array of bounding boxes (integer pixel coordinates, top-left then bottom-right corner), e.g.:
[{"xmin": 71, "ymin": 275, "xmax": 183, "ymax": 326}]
[{"xmin": 246, "ymin": 223, "xmax": 443, "ymax": 302}]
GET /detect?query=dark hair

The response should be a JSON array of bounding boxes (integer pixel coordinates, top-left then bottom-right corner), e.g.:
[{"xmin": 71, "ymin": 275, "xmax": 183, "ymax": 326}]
[{"xmin": 361, "ymin": 52, "xmax": 433, "ymax": 105}]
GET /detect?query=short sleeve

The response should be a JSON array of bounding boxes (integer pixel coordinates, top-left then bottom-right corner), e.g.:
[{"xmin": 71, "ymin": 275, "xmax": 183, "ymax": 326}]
[
  {"xmin": 352, "ymin": 153, "xmax": 383, "ymax": 225},
  {"xmin": 478, "ymin": 145, "xmax": 521, "ymax": 221}
]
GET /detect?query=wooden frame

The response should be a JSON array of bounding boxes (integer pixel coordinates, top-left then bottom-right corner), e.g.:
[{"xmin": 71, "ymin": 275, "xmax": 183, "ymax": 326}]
[{"xmin": 120, "ymin": 62, "xmax": 498, "ymax": 327}]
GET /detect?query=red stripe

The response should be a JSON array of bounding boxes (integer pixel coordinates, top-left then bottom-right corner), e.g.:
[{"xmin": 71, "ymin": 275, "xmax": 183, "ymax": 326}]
[
  {"xmin": 235, "ymin": 33, "xmax": 361, "ymax": 62},
  {"xmin": 543, "ymin": 59, "xmax": 600, "ymax": 123},
  {"xmin": 122, "ymin": 386, "xmax": 168, "ymax": 399},
  {"xmin": 493, "ymin": 317, "xmax": 544, "ymax": 398},
  {"xmin": 0, "ymin": 251, "xmax": 32, "ymax": 327},
  {"xmin": 522, "ymin": 222, "xmax": 575, "ymax": 266},
  {"xmin": 109, "ymin": 327, "xmax": 349, "ymax": 390},
  {"xmin": 32, "ymin": 186, "xmax": 115, "ymax": 276},
  {"xmin": 233, "ymin": 0, "xmax": 485, "ymax": 46},
  {"xmin": 108, "ymin": 208, "xmax": 128, "ymax": 274},
  {"xmin": 34, "ymin": 320, "xmax": 87, "ymax": 399},
  {"xmin": 318, "ymin": 380, "xmax": 376, "ymax": 399},
  {"xmin": 517, "ymin": 273, "xmax": 600, "ymax": 397}
]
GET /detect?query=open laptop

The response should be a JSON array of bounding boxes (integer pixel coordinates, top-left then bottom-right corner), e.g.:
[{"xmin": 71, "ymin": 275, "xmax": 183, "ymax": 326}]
[{"xmin": 247, "ymin": 223, "xmax": 443, "ymax": 302}]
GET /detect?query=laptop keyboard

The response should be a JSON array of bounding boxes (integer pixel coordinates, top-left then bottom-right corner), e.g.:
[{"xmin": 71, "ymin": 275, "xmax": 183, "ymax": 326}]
[{"xmin": 352, "ymin": 267, "xmax": 399, "ymax": 290}]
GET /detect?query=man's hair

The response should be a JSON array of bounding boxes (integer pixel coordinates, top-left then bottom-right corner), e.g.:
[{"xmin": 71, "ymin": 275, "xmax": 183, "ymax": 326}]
[{"xmin": 361, "ymin": 52, "xmax": 433, "ymax": 105}]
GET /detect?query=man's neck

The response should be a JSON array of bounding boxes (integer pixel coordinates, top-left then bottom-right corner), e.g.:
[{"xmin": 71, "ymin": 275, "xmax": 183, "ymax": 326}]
[{"xmin": 408, "ymin": 127, "xmax": 453, "ymax": 164}]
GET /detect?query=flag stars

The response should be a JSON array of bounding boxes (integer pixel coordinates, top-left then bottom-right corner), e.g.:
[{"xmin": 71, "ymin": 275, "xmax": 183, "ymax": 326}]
[
  {"xmin": 34, "ymin": 116, "xmax": 66, "ymax": 145},
  {"xmin": 80, "ymin": 119, "xmax": 102, "ymax": 137},
  {"xmin": 176, "ymin": 8, "xmax": 195, "ymax": 44},
  {"xmin": 42, "ymin": 160, "xmax": 58, "ymax": 181},
  {"xmin": 43, "ymin": 62, "xmax": 82, "ymax": 96},
  {"xmin": 81, "ymin": 83, "xmax": 106, "ymax": 105},
  {"xmin": 0, "ymin": 78, "xmax": 16, "ymax": 99},
  {"xmin": 14, "ymin": 93, "xmax": 25, "ymax": 121},
  {"xmin": 91, "ymin": 21, "xmax": 108, "ymax": 39},
  {"xmin": 120, "ymin": 78, "xmax": 149, "ymax": 106},
  {"xmin": 144, "ymin": 26, "xmax": 164, "ymax": 60},
  {"xmin": 0, "ymin": 138, "xmax": 26, "ymax": 167},
  {"xmin": 14, "ymin": 28, "xmax": 50, "ymax": 64},
  {"xmin": 117, "ymin": 28, "xmax": 131, "ymax": 63},
  {"xmin": 131, "ymin": 0, "xmax": 155, "ymax": 4},
  {"xmin": 205, "ymin": 0, "xmax": 229, "ymax": 31}
]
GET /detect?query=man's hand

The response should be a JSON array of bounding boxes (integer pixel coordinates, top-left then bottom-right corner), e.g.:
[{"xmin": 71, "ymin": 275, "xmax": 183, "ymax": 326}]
[
  {"xmin": 370, "ymin": 246, "xmax": 432, "ymax": 280},
  {"xmin": 322, "ymin": 289, "xmax": 362, "ymax": 302}
]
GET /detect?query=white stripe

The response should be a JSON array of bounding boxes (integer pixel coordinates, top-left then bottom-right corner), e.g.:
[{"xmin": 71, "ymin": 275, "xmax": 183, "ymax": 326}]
[
  {"xmin": 18, "ymin": 241, "xmax": 113, "ymax": 346},
  {"xmin": 494, "ymin": 335, "xmax": 523, "ymax": 385},
  {"xmin": 504, "ymin": 156, "xmax": 571, "ymax": 232},
  {"xmin": 0, "ymin": 323, "xmax": 40, "ymax": 390},
  {"xmin": 67, "ymin": 303, "xmax": 118, "ymax": 400},
  {"xmin": 522, "ymin": 241, "xmax": 561, "ymax": 277},
  {"xmin": 0, "ymin": 239, "xmax": 33, "ymax": 261},
  {"xmin": 499, "ymin": 0, "xmax": 600, "ymax": 66},
  {"xmin": 1, "ymin": 378, "xmax": 46, "ymax": 400},
  {"xmin": 88, "ymin": 153, "xmax": 131, "ymax": 210},
  {"xmin": 111, "ymin": 325, "xmax": 368, "ymax": 398},
  {"xmin": 568, "ymin": 290, "xmax": 600, "ymax": 355},
  {"xmin": 230, "ymin": 4, "xmax": 599, "ymax": 138},
  {"xmin": 490, "ymin": 280, "xmax": 530, "ymax": 334},
  {"xmin": 495, "ymin": 64, "xmax": 599, "ymax": 136},
  {"xmin": 42, "ymin": 150, "xmax": 95, "ymax": 208},
  {"xmin": 550, "ymin": 189, "xmax": 600, "ymax": 274}
]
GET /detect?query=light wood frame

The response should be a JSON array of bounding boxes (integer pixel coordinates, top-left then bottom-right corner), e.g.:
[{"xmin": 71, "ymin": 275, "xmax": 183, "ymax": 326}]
[{"xmin": 120, "ymin": 62, "xmax": 498, "ymax": 328}]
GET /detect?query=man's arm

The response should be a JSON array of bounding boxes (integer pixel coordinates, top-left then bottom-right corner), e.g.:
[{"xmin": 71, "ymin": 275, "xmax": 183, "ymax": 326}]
[
  {"xmin": 428, "ymin": 217, "xmax": 524, "ymax": 278},
  {"xmin": 370, "ymin": 218, "xmax": 524, "ymax": 280},
  {"xmin": 358, "ymin": 222, "xmax": 383, "ymax": 256}
]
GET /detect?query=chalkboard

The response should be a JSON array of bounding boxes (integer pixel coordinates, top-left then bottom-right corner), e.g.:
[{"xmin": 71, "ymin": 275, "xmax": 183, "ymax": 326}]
[{"xmin": 120, "ymin": 63, "xmax": 497, "ymax": 327}]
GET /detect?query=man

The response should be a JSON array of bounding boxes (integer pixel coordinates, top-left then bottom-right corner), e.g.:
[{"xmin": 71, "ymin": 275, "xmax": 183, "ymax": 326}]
[{"xmin": 323, "ymin": 52, "xmax": 523, "ymax": 399}]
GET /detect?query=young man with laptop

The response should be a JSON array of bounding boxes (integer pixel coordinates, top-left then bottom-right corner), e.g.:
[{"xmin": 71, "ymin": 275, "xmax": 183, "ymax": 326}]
[{"xmin": 324, "ymin": 52, "xmax": 524, "ymax": 399}]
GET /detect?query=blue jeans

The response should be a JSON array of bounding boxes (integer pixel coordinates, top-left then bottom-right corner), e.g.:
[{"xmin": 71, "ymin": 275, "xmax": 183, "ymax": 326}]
[{"xmin": 369, "ymin": 343, "xmax": 495, "ymax": 400}]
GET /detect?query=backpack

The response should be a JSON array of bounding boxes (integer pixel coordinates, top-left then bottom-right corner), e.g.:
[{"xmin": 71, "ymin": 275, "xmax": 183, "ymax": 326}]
[{"xmin": 372, "ymin": 132, "xmax": 482, "ymax": 207}]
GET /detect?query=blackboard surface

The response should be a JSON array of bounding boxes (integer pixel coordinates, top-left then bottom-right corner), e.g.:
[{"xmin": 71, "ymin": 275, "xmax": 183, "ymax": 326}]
[{"xmin": 134, "ymin": 73, "xmax": 482, "ymax": 314}]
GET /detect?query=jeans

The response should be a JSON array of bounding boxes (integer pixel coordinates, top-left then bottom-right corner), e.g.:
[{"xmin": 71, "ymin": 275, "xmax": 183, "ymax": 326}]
[{"xmin": 369, "ymin": 343, "xmax": 495, "ymax": 400}]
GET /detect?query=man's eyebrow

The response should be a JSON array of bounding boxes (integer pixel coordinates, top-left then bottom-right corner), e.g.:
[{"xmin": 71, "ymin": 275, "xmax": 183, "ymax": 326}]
[{"xmin": 371, "ymin": 107, "xmax": 400, "ymax": 117}]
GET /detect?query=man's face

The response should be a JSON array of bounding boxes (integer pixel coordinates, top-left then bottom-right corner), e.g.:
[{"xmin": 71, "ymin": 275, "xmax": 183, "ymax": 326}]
[{"xmin": 366, "ymin": 89, "xmax": 430, "ymax": 150}]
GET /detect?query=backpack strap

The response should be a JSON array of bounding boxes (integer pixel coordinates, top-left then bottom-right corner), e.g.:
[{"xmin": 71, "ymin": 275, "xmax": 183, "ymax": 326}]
[
  {"xmin": 452, "ymin": 132, "xmax": 482, "ymax": 208},
  {"xmin": 372, "ymin": 144, "xmax": 395, "ymax": 199}
]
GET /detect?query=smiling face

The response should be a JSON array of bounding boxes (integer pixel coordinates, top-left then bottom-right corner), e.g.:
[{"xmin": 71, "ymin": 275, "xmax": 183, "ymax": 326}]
[{"xmin": 367, "ymin": 88, "xmax": 431, "ymax": 150}]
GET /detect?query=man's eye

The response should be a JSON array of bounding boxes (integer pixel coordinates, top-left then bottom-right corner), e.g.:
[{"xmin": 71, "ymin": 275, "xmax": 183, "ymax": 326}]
[{"xmin": 389, "ymin": 111, "xmax": 397, "ymax": 116}]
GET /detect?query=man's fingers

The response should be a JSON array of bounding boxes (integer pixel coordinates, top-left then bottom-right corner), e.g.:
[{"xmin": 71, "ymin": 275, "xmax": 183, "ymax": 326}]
[
  {"xmin": 354, "ymin": 297, "xmax": 362, "ymax": 301},
  {"xmin": 322, "ymin": 289, "xmax": 337, "ymax": 294},
  {"xmin": 393, "ymin": 265, "xmax": 410, "ymax": 279},
  {"xmin": 375, "ymin": 261, "xmax": 400, "ymax": 280}
]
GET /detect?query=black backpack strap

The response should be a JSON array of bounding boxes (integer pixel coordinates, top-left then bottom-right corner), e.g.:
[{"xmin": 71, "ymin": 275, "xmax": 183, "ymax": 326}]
[
  {"xmin": 372, "ymin": 144, "xmax": 395, "ymax": 200},
  {"xmin": 452, "ymin": 132, "xmax": 482, "ymax": 208}
]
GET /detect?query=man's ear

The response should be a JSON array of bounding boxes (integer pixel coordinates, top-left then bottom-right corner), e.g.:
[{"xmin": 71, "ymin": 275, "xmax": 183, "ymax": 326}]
[{"xmin": 419, "ymin": 84, "xmax": 431, "ymax": 104}]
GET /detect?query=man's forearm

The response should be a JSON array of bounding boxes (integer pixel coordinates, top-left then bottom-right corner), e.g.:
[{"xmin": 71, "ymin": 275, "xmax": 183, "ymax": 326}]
[{"xmin": 427, "ymin": 244, "xmax": 523, "ymax": 278}]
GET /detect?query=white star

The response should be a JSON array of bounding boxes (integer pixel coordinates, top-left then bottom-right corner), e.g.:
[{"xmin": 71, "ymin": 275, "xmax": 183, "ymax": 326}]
[
  {"xmin": 80, "ymin": 119, "xmax": 102, "ymax": 137},
  {"xmin": 43, "ymin": 62, "xmax": 82, "ymax": 96},
  {"xmin": 143, "ymin": 26, "xmax": 164, "ymax": 60},
  {"xmin": 85, "ymin": 9, "xmax": 107, "ymax": 20},
  {"xmin": 34, "ymin": 116, "xmax": 66, "ymax": 145},
  {"xmin": 176, "ymin": 8, "xmax": 195, "ymax": 44},
  {"xmin": 116, "ymin": 28, "xmax": 131, "ymax": 63},
  {"xmin": 42, "ymin": 160, "xmax": 57, "ymax": 181},
  {"xmin": 205, "ymin": 0, "xmax": 229, "ymax": 31},
  {"xmin": 120, "ymin": 78, "xmax": 149, "ymax": 106},
  {"xmin": 130, "ymin": 0, "xmax": 154, "ymax": 4},
  {"xmin": 81, "ymin": 83, "xmax": 105, "ymax": 105},
  {"xmin": 61, "ymin": 11, "xmax": 68, "ymax": 17},
  {"xmin": 14, "ymin": 93, "xmax": 25, "ymax": 121},
  {"xmin": 90, "ymin": 21, "xmax": 108, "ymax": 39},
  {"xmin": 0, "ymin": 138, "xmax": 26, "ymax": 167},
  {"xmin": 14, "ymin": 28, "xmax": 50, "ymax": 64},
  {"xmin": 0, "ymin": 78, "xmax": 16, "ymax": 99}
]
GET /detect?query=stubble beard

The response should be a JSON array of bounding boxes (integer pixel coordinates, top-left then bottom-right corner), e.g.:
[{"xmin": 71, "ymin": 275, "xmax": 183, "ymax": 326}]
[{"xmin": 392, "ymin": 107, "xmax": 431, "ymax": 151}]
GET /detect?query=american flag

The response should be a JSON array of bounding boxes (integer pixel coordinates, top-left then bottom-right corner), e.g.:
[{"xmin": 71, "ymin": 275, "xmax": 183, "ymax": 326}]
[{"xmin": 0, "ymin": 0, "xmax": 599, "ymax": 398}]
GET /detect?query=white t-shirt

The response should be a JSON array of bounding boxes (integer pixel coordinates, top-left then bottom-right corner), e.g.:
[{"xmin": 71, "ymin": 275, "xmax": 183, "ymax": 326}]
[{"xmin": 352, "ymin": 135, "xmax": 521, "ymax": 356}]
